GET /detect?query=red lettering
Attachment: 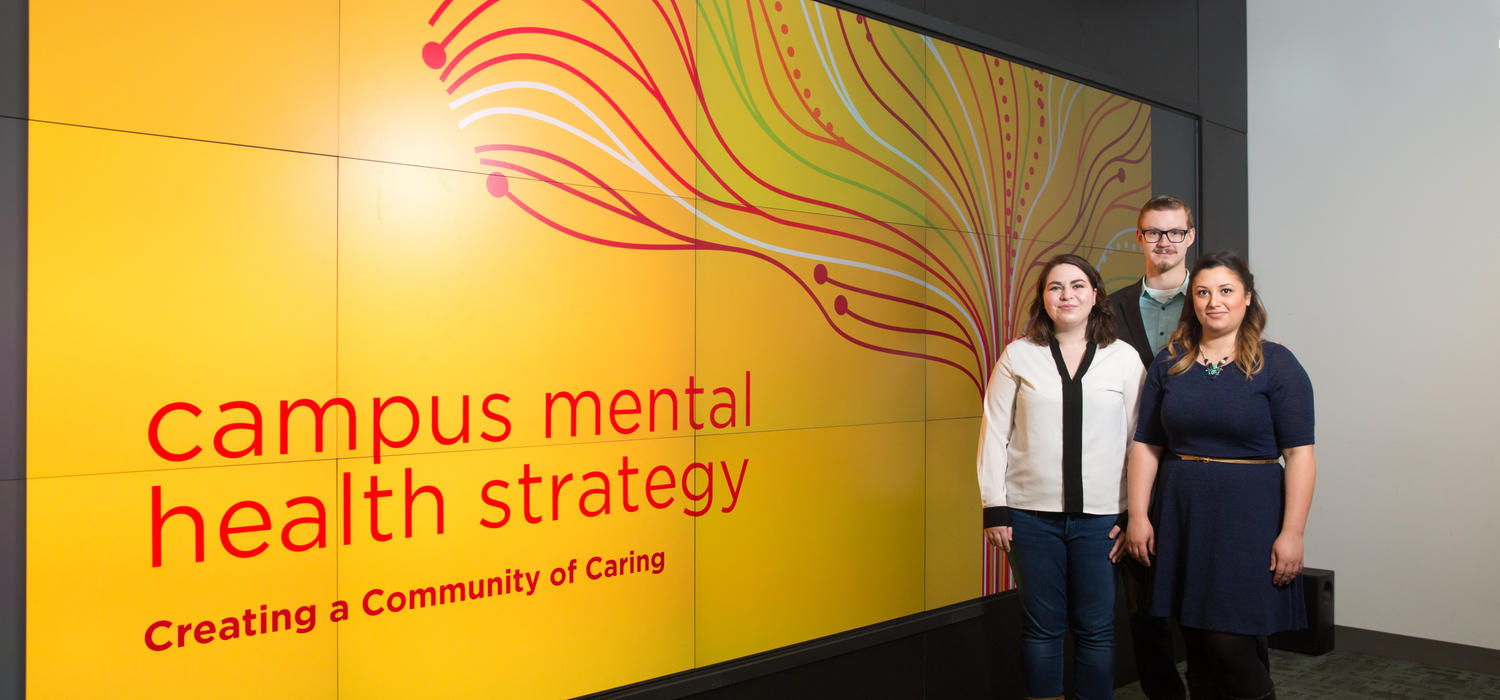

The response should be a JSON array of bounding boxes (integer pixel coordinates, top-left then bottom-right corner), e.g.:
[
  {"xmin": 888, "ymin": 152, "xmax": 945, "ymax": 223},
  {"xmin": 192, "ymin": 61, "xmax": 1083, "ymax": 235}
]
[
  {"xmin": 372, "ymin": 396, "xmax": 419, "ymax": 464},
  {"xmin": 682, "ymin": 462, "xmax": 713, "ymax": 516},
  {"xmin": 545, "ymin": 391, "xmax": 601, "ymax": 438},
  {"xmin": 145, "ymin": 620, "xmax": 172, "ymax": 651},
  {"xmin": 480, "ymin": 393, "xmax": 512, "ymax": 443},
  {"xmin": 148, "ymin": 402, "xmax": 201, "ymax": 462},
  {"xmin": 686, "ymin": 376, "xmax": 705, "ymax": 430},
  {"xmin": 479, "ymin": 479, "xmax": 511, "ymax": 528},
  {"xmin": 404, "ymin": 467, "xmax": 444, "ymax": 537},
  {"xmin": 362, "ymin": 589, "xmax": 384, "ymax": 616},
  {"xmin": 152, "ymin": 485, "xmax": 204, "ymax": 567},
  {"xmin": 648, "ymin": 389, "xmax": 677, "ymax": 431},
  {"xmin": 709, "ymin": 387, "xmax": 736, "ymax": 428},
  {"xmin": 219, "ymin": 500, "xmax": 271, "ymax": 558},
  {"xmin": 579, "ymin": 471, "xmax": 610, "ymax": 517},
  {"xmin": 609, "ymin": 391, "xmax": 640, "ymax": 434},
  {"xmin": 279, "ymin": 398, "xmax": 355, "ymax": 455},
  {"xmin": 282, "ymin": 496, "xmax": 327, "ymax": 552},
  {"xmin": 213, "ymin": 401, "xmax": 263, "ymax": 459},
  {"xmin": 645, "ymin": 465, "xmax": 676, "ymax": 509},
  {"xmin": 431, "ymin": 395, "xmax": 469, "ymax": 446}
]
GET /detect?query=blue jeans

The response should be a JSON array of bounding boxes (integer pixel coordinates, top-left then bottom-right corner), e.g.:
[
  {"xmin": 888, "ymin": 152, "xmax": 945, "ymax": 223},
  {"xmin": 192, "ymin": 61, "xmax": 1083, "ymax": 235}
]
[{"xmin": 1008, "ymin": 509, "xmax": 1121, "ymax": 700}]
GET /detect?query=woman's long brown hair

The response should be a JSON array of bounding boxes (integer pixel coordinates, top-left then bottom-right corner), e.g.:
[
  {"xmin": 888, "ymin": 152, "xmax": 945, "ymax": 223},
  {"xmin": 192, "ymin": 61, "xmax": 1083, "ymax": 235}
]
[
  {"xmin": 1166, "ymin": 251, "xmax": 1267, "ymax": 378},
  {"xmin": 1023, "ymin": 254, "xmax": 1116, "ymax": 346}
]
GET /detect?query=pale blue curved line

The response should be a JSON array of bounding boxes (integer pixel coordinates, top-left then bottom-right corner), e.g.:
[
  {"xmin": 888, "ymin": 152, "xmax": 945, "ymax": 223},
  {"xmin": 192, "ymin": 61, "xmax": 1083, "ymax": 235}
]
[
  {"xmin": 1020, "ymin": 81, "xmax": 1082, "ymax": 237},
  {"xmin": 798, "ymin": 1, "xmax": 974, "ymax": 232},
  {"xmin": 1008, "ymin": 78, "xmax": 1083, "ymax": 306},
  {"xmin": 452, "ymin": 87, "xmax": 983, "ymax": 344},
  {"xmin": 924, "ymin": 37, "xmax": 996, "ymax": 241},
  {"xmin": 1096, "ymin": 226, "xmax": 1139, "ymax": 268},
  {"xmin": 923, "ymin": 36, "xmax": 998, "ymax": 335}
]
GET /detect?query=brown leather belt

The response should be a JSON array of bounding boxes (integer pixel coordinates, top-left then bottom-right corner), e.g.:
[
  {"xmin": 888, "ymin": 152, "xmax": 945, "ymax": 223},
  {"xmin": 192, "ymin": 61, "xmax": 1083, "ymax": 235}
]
[{"xmin": 1175, "ymin": 453, "xmax": 1280, "ymax": 464}]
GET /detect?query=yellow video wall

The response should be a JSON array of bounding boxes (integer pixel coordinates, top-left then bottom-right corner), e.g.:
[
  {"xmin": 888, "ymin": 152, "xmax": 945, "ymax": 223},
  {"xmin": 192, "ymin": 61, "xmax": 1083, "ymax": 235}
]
[{"xmin": 25, "ymin": 0, "xmax": 1151, "ymax": 696}]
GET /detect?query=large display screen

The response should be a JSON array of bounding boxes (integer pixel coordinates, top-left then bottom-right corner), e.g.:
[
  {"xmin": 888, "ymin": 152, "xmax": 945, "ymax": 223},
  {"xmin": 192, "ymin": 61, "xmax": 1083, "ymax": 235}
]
[{"xmin": 22, "ymin": 0, "xmax": 1157, "ymax": 696}]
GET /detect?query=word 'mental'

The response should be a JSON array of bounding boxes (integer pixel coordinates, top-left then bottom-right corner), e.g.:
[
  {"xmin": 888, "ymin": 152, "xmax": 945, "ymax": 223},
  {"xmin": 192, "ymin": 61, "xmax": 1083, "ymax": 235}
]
[{"xmin": 144, "ymin": 372, "xmax": 751, "ymax": 464}]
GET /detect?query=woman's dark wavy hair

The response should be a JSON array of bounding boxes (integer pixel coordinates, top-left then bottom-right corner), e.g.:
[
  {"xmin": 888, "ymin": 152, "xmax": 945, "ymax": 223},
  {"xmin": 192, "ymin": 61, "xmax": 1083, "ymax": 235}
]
[
  {"xmin": 1166, "ymin": 250, "xmax": 1268, "ymax": 378},
  {"xmin": 1023, "ymin": 254, "xmax": 1116, "ymax": 346}
]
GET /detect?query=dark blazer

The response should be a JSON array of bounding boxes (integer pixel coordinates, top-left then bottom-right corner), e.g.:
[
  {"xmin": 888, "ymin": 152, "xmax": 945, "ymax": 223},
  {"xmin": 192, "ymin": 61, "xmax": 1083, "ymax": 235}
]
[{"xmin": 1108, "ymin": 280, "xmax": 1155, "ymax": 368}]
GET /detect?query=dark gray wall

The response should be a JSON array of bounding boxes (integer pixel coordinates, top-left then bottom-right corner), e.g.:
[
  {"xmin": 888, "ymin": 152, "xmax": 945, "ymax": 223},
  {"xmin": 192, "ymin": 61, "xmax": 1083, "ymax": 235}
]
[{"xmin": 0, "ymin": 0, "xmax": 23, "ymax": 696}]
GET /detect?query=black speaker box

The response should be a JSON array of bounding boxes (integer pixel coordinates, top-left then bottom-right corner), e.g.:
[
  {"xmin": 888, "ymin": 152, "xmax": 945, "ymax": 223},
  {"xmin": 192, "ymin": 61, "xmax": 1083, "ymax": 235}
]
[{"xmin": 1269, "ymin": 567, "xmax": 1334, "ymax": 655}]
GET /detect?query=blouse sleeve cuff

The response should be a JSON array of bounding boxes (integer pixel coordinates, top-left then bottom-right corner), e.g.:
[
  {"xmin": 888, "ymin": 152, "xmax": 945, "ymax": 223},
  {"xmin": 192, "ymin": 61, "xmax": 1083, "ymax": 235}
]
[{"xmin": 983, "ymin": 506, "xmax": 1011, "ymax": 528}]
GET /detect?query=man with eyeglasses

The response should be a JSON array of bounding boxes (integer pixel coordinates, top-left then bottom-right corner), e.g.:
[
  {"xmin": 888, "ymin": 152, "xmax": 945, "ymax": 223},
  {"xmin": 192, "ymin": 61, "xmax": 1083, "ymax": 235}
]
[{"xmin": 1107, "ymin": 194, "xmax": 1195, "ymax": 700}]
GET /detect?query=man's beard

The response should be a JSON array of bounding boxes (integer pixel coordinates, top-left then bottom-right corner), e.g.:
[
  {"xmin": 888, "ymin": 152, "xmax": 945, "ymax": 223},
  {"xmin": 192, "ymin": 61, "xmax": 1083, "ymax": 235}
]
[{"xmin": 1151, "ymin": 252, "xmax": 1178, "ymax": 274}]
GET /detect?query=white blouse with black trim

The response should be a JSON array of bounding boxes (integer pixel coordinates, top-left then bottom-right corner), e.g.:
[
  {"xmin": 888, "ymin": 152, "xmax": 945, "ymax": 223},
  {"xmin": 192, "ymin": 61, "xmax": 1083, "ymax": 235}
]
[{"xmin": 977, "ymin": 337, "xmax": 1146, "ymax": 527}]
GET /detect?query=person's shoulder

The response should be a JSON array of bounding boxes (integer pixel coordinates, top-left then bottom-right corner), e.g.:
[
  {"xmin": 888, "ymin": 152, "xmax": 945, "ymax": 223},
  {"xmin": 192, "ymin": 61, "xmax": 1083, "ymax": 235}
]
[
  {"xmin": 1106, "ymin": 280, "xmax": 1142, "ymax": 304},
  {"xmin": 1098, "ymin": 339, "xmax": 1144, "ymax": 363},
  {"xmin": 1260, "ymin": 340, "xmax": 1299, "ymax": 363},
  {"xmin": 1259, "ymin": 340, "xmax": 1310, "ymax": 376},
  {"xmin": 1000, "ymin": 336, "xmax": 1045, "ymax": 359}
]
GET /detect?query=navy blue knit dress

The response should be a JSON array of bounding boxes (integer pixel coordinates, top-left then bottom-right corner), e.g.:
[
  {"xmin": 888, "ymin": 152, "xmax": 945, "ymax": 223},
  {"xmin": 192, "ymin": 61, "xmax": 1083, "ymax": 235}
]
[{"xmin": 1134, "ymin": 342, "xmax": 1315, "ymax": 635}]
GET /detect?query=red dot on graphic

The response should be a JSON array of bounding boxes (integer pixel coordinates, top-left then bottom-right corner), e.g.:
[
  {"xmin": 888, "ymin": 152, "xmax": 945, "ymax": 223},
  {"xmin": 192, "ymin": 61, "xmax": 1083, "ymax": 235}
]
[
  {"xmin": 1037, "ymin": 136, "xmax": 1043, "ymax": 144},
  {"xmin": 422, "ymin": 42, "xmax": 447, "ymax": 69},
  {"xmin": 486, "ymin": 172, "xmax": 510, "ymax": 198},
  {"xmin": 794, "ymin": 69, "xmax": 802, "ymax": 79},
  {"xmin": 1020, "ymin": 198, "xmax": 1026, "ymax": 206},
  {"xmin": 812, "ymin": 107, "xmax": 821, "ymax": 118},
  {"xmin": 1004, "ymin": 133, "xmax": 1011, "ymax": 141},
  {"xmin": 1117, "ymin": 167, "xmax": 1126, "ymax": 180},
  {"xmin": 1005, "ymin": 171, "xmax": 1012, "ymax": 179},
  {"xmin": 1023, "ymin": 183, "xmax": 1030, "ymax": 190},
  {"xmin": 998, "ymin": 76, "xmax": 1005, "ymax": 85},
  {"xmin": 774, "ymin": 1, "xmax": 783, "ymax": 10},
  {"xmin": 1033, "ymin": 80, "xmax": 1042, "ymax": 90},
  {"xmin": 1003, "ymin": 114, "xmax": 1010, "ymax": 123},
  {"xmin": 780, "ymin": 24, "xmax": 789, "ymax": 34},
  {"xmin": 1001, "ymin": 96, "xmax": 1008, "ymax": 104},
  {"xmin": 814, "ymin": 264, "xmax": 829, "ymax": 284},
  {"xmin": 834, "ymin": 296, "xmax": 849, "ymax": 315},
  {"xmin": 1037, "ymin": 98, "xmax": 1045, "ymax": 108},
  {"xmin": 787, "ymin": 47, "xmax": 796, "ymax": 57},
  {"xmin": 865, "ymin": 32, "xmax": 873, "ymax": 43},
  {"xmin": 1028, "ymin": 167, "xmax": 1034, "ymax": 175},
  {"xmin": 1004, "ymin": 152, "xmax": 1012, "ymax": 160},
  {"xmin": 803, "ymin": 88, "xmax": 812, "ymax": 98},
  {"xmin": 993, "ymin": 59, "xmax": 1000, "ymax": 67},
  {"xmin": 1039, "ymin": 116, "xmax": 1046, "ymax": 127},
  {"xmin": 857, "ymin": 16, "xmax": 865, "ymax": 24}
]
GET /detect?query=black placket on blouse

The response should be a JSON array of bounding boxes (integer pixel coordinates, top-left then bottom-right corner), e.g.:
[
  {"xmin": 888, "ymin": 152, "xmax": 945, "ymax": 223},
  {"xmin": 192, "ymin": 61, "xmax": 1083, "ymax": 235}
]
[{"xmin": 1048, "ymin": 339, "xmax": 1097, "ymax": 513}]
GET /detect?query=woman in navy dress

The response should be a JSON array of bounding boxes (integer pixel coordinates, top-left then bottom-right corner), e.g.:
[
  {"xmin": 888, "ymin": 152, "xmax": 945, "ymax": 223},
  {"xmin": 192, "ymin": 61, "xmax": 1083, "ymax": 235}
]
[{"xmin": 1124, "ymin": 251, "xmax": 1316, "ymax": 700}]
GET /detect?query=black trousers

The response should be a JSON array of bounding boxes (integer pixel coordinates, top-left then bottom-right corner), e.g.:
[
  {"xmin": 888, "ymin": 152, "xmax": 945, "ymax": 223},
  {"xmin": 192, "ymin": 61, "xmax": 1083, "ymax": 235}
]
[{"xmin": 1122, "ymin": 556, "xmax": 1185, "ymax": 700}]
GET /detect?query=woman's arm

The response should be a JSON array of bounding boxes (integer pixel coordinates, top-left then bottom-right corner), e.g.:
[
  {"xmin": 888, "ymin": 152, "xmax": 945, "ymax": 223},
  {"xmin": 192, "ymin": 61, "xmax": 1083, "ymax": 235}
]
[
  {"xmin": 1271, "ymin": 444, "xmax": 1316, "ymax": 585},
  {"xmin": 1125, "ymin": 440, "xmax": 1164, "ymax": 564},
  {"xmin": 978, "ymin": 348, "xmax": 1019, "ymax": 551}
]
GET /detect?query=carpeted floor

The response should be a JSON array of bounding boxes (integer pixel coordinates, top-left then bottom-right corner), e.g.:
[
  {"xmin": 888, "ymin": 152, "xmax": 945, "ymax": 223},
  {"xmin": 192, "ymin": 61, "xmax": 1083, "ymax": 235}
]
[{"xmin": 1113, "ymin": 648, "xmax": 1500, "ymax": 699}]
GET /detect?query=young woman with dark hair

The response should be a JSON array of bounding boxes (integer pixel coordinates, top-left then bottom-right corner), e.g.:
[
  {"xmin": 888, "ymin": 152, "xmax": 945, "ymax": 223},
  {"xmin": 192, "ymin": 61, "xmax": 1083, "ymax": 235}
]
[
  {"xmin": 1125, "ymin": 251, "xmax": 1317, "ymax": 700},
  {"xmin": 979, "ymin": 254, "xmax": 1146, "ymax": 700}
]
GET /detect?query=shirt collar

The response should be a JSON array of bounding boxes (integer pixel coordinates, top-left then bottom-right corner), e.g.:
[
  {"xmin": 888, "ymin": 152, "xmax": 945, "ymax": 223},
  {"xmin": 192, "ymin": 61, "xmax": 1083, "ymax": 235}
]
[{"xmin": 1139, "ymin": 274, "xmax": 1188, "ymax": 301}]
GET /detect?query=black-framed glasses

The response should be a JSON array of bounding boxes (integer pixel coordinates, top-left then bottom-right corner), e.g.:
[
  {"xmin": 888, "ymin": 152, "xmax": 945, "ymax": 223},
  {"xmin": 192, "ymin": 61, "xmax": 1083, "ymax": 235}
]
[{"xmin": 1140, "ymin": 228, "xmax": 1189, "ymax": 243}]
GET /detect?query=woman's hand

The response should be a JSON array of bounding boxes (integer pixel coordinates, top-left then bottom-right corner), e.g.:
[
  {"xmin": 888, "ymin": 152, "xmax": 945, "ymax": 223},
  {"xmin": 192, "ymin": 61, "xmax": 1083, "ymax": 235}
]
[
  {"xmin": 1108, "ymin": 525, "xmax": 1125, "ymax": 563},
  {"xmin": 1125, "ymin": 518, "xmax": 1154, "ymax": 565},
  {"xmin": 1270, "ymin": 531, "xmax": 1304, "ymax": 586},
  {"xmin": 984, "ymin": 526, "xmax": 1013, "ymax": 552}
]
